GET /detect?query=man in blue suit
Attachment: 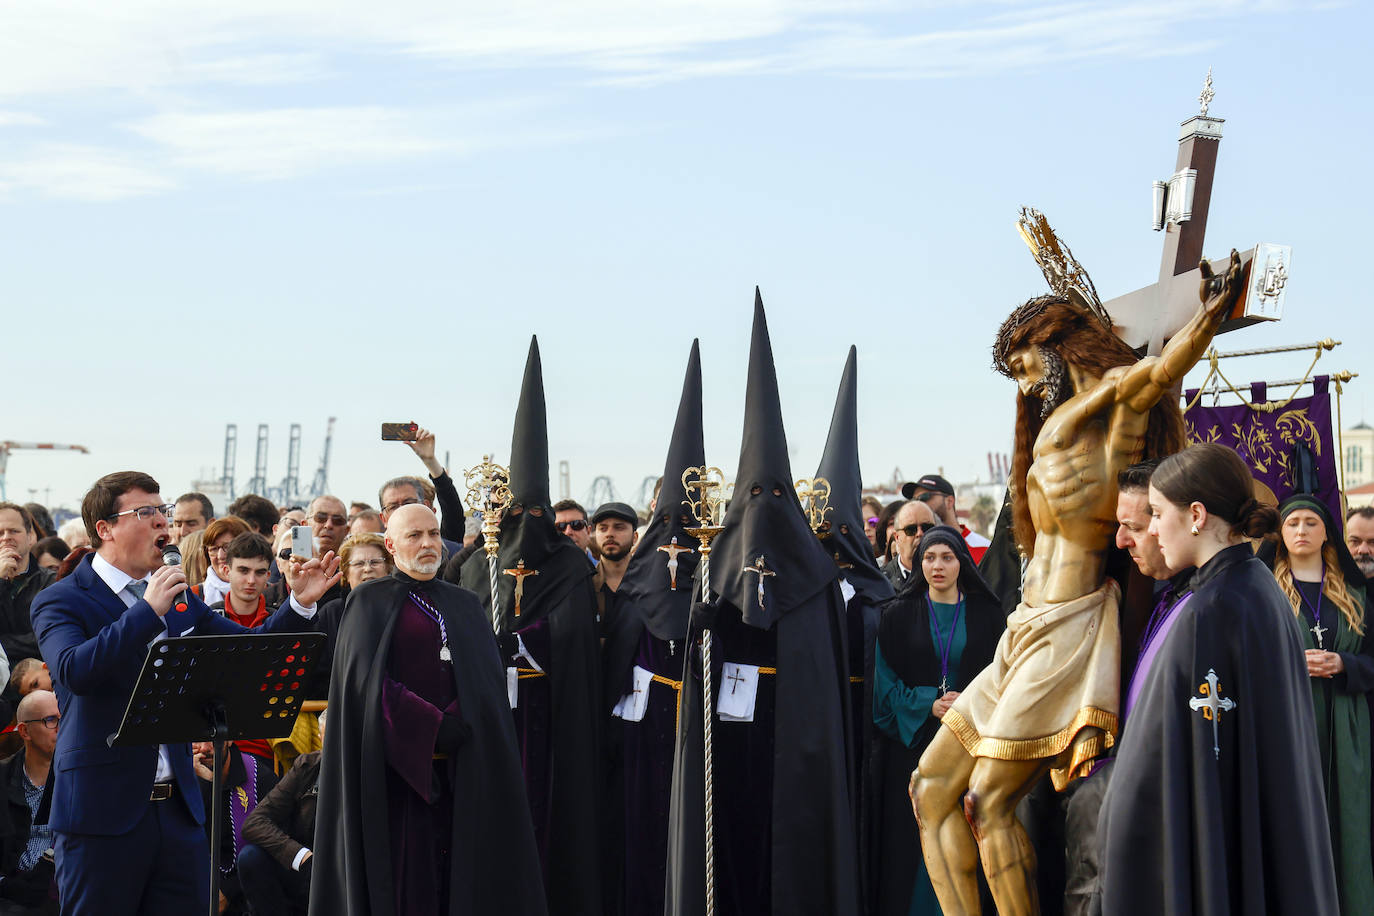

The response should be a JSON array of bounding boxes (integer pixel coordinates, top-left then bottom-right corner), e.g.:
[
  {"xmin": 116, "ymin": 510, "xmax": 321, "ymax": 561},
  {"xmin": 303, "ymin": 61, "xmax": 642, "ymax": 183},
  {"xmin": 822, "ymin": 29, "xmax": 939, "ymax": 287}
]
[{"xmin": 31, "ymin": 471, "xmax": 341, "ymax": 915}]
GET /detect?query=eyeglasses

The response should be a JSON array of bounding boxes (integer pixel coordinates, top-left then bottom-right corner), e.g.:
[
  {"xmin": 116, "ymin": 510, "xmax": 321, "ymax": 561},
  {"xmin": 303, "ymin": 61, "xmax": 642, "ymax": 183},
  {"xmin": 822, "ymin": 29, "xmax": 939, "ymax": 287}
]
[
  {"xmin": 556, "ymin": 519, "xmax": 588, "ymax": 532},
  {"xmin": 277, "ymin": 548, "xmax": 292, "ymax": 562},
  {"xmin": 348, "ymin": 558, "xmax": 388, "ymax": 569},
  {"xmin": 382, "ymin": 497, "xmax": 420, "ymax": 514},
  {"xmin": 21, "ymin": 714, "xmax": 60, "ymax": 730},
  {"xmin": 206, "ymin": 544, "xmax": 231, "ymax": 557},
  {"xmin": 107, "ymin": 504, "xmax": 174, "ymax": 523},
  {"xmin": 865, "ymin": 516, "xmax": 880, "ymax": 527},
  {"xmin": 312, "ymin": 513, "xmax": 347, "ymax": 526},
  {"xmin": 899, "ymin": 522, "xmax": 936, "ymax": 538}
]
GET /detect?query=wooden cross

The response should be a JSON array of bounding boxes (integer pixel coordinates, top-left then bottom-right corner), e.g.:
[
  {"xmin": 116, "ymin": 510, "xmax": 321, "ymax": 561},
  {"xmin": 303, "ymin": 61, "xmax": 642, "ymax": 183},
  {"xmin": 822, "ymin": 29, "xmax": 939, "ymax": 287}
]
[
  {"xmin": 657, "ymin": 536, "xmax": 695, "ymax": 590},
  {"xmin": 1093, "ymin": 73, "xmax": 1279, "ymax": 357},
  {"xmin": 503, "ymin": 560, "xmax": 539, "ymax": 617},
  {"xmin": 742, "ymin": 555, "xmax": 776, "ymax": 610},
  {"xmin": 1187, "ymin": 667, "xmax": 1237, "ymax": 760}
]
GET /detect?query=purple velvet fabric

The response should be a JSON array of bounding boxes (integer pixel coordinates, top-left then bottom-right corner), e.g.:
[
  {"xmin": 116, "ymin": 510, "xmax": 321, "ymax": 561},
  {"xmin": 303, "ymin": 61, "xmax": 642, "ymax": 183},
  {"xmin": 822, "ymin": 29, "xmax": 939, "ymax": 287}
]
[
  {"xmin": 1123, "ymin": 594, "xmax": 1192, "ymax": 723},
  {"xmin": 618, "ymin": 628, "xmax": 681, "ymax": 916},
  {"xmin": 382, "ymin": 595, "xmax": 459, "ymax": 915}
]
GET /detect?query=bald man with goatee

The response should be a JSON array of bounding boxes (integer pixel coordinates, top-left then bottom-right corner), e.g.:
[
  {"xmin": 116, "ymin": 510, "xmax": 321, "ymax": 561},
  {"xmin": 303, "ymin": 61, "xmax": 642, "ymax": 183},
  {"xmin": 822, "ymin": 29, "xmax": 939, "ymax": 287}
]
[{"xmin": 311, "ymin": 505, "xmax": 547, "ymax": 916}]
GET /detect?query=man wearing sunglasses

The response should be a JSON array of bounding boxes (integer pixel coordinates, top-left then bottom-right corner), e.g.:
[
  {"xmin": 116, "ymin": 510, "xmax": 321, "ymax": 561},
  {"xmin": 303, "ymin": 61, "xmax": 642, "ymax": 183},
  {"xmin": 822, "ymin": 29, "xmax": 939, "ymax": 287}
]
[
  {"xmin": 882, "ymin": 499, "xmax": 940, "ymax": 589},
  {"xmin": 0, "ymin": 689, "xmax": 59, "ymax": 911},
  {"xmin": 552, "ymin": 499, "xmax": 595, "ymax": 564},
  {"xmin": 31, "ymin": 471, "xmax": 341, "ymax": 915}
]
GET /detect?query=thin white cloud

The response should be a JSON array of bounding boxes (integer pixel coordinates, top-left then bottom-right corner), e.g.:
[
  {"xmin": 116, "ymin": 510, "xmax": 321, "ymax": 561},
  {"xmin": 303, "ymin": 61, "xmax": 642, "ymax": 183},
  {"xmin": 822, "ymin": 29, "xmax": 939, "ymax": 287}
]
[
  {"xmin": 0, "ymin": 0, "xmax": 1310, "ymax": 99},
  {"xmin": 0, "ymin": 111, "xmax": 46, "ymax": 127},
  {"xmin": 0, "ymin": 143, "xmax": 176, "ymax": 201},
  {"xmin": 128, "ymin": 107, "xmax": 456, "ymax": 180}
]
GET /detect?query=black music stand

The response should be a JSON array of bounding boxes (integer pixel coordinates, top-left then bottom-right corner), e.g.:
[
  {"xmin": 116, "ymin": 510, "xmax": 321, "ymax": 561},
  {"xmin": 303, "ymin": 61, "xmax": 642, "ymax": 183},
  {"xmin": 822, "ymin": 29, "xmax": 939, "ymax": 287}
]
[{"xmin": 112, "ymin": 632, "xmax": 326, "ymax": 916}]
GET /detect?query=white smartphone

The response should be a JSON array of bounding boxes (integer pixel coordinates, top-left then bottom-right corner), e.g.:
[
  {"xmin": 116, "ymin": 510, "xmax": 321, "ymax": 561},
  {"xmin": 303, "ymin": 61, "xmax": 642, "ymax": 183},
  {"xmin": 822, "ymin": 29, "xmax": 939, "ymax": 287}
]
[{"xmin": 290, "ymin": 525, "xmax": 314, "ymax": 559}]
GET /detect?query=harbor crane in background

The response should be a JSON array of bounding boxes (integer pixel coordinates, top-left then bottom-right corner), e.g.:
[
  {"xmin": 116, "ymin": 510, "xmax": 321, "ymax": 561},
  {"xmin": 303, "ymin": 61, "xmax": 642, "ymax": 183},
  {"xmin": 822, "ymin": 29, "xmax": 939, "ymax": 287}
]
[{"xmin": 0, "ymin": 441, "xmax": 89, "ymax": 501}]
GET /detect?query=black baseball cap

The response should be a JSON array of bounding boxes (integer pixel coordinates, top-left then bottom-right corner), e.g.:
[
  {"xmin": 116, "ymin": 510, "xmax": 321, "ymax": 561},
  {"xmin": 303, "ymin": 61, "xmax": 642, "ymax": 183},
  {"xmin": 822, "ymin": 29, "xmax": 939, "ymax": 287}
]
[
  {"xmin": 591, "ymin": 502, "xmax": 640, "ymax": 526},
  {"xmin": 901, "ymin": 474, "xmax": 954, "ymax": 500}
]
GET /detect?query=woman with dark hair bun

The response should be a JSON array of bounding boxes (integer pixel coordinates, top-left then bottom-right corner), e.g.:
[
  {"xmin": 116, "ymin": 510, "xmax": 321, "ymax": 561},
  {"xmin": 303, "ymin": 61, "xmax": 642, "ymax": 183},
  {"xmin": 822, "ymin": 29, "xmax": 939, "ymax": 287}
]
[
  {"xmin": 867, "ymin": 526, "xmax": 1003, "ymax": 915},
  {"xmin": 1270, "ymin": 493, "xmax": 1374, "ymax": 912},
  {"xmin": 1098, "ymin": 443, "xmax": 1339, "ymax": 915}
]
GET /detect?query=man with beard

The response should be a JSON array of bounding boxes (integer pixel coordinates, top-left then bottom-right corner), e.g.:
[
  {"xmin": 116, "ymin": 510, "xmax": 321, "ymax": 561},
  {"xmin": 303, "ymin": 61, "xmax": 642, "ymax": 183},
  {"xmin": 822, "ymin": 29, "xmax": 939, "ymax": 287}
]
[
  {"xmin": 32, "ymin": 471, "xmax": 335, "ymax": 915},
  {"xmin": 1347, "ymin": 506, "xmax": 1374, "ymax": 582},
  {"xmin": 910, "ymin": 247, "xmax": 1243, "ymax": 915},
  {"xmin": 311, "ymin": 504, "xmax": 546, "ymax": 916},
  {"xmin": 591, "ymin": 502, "xmax": 639, "ymax": 636},
  {"xmin": 604, "ymin": 341, "xmax": 703, "ymax": 916},
  {"xmin": 459, "ymin": 337, "xmax": 602, "ymax": 916}
]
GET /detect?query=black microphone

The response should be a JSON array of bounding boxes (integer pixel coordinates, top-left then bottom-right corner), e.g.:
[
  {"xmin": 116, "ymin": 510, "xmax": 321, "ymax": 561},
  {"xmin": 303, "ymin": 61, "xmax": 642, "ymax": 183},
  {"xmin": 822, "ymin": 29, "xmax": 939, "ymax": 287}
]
[{"xmin": 161, "ymin": 543, "xmax": 189, "ymax": 612}]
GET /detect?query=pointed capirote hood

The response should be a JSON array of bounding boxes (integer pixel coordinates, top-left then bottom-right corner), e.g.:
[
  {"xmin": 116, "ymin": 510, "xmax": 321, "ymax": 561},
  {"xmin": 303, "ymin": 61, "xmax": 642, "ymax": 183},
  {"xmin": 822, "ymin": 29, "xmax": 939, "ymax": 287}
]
[
  {"xmin": 710, "ymin": 289, "xmax": 836, "ymax": 629},
  {"xmin": 618, "ymin": 339, "xmax": 705, "ymax": 640},
  {"xmin": 816, "ymin": 346, "xmax": 893, "ymax": 602},
  {"xmin": 460, "ymin": 334, "xmax": 589, "ymax": 628},
  {"xmin": 509, "ymin": 336, "xmax": 551, "ymax": 509}
]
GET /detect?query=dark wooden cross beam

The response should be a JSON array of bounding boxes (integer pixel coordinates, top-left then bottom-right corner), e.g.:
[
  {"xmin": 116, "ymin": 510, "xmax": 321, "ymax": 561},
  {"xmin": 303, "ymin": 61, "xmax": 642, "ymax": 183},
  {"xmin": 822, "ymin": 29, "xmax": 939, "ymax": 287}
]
[{"xmin": 1105, "ymin": 73, "xmax": 1287, "ymax": 356}]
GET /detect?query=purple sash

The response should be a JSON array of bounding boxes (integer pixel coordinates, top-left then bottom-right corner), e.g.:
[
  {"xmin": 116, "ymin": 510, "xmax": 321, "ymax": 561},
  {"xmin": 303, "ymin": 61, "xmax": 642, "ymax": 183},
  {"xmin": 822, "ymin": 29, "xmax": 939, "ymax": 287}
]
[{"xmin": 1123, "ymin": 593, "xmax": 1193, "ymax": 722}]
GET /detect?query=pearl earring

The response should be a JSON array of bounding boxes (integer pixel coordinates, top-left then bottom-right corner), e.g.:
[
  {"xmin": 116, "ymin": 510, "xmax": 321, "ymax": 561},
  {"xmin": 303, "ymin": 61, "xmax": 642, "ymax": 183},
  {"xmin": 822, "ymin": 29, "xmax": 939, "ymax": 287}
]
[{"xmin": 1190, "ymin": 523, "xmax": 1200, "ymax": 536}]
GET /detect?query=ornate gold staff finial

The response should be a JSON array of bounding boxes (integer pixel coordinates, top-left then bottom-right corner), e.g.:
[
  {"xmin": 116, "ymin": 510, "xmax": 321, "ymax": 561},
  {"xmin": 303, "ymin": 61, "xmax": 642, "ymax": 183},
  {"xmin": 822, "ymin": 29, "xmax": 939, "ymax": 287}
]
[
  {"xmin": 463, "ymin": 455, "xmax": 513, "ymax": 558},
  {"xmin": 794, "ymin": 477, "xmax": 832, "ymax": 538},
  {"xmin": 682, "ymin": 465, "xmax": 729, "ymax": 551},
  {"xmin": 464, "ymin": 455, "xmax": 514, "ymax": 633}
]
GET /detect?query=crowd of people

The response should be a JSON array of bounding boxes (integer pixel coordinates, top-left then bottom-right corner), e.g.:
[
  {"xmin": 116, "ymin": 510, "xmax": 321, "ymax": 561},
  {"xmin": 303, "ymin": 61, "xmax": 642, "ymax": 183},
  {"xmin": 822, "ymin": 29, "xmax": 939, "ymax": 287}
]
[{"xmin": 3, "ymin": 402, "xmax": 1373, "ymax": 912}]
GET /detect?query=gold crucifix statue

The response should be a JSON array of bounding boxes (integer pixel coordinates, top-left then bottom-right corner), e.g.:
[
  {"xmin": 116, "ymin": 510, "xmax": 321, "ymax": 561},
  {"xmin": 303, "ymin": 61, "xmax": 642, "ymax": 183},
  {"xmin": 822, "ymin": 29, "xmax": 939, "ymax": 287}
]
[
  {"xmin": 503, "ymin": 560, "xmax": 539, "ymax": 618},
  {"xmin": 909, "ymin": 211, "xmax": 1245, "ymax": 915},
  {"xmin": 656, "ymin": 536, "xmax": 695, "ymax": 591}
]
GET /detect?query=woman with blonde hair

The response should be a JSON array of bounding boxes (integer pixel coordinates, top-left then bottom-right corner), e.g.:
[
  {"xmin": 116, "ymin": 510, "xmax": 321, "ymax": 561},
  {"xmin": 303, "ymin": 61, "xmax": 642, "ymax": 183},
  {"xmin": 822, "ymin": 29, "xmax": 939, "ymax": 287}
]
[
  {"xmin": 179, "ymin": 529, "xmax": 208, "ymax": 587},
  {"xmin": 1271, "ymin": 493, "xmax": 1374, "ymax": 912}
]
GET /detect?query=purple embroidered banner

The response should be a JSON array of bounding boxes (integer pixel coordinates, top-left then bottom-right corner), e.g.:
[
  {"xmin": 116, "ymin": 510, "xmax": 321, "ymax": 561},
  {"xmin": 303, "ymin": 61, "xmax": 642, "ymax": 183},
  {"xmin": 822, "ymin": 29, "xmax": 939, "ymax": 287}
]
[{"xmin": 1183, "ymin": 375, "xmax": 1341, "ymax": 523}]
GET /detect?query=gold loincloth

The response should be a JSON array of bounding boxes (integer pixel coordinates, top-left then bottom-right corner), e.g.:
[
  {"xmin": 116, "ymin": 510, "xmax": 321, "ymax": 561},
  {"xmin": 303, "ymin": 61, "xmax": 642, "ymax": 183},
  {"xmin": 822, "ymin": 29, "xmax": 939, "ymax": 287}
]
[{"xmin": 942, "ymin": 579, "xmax": 1120, "ymax": 791}]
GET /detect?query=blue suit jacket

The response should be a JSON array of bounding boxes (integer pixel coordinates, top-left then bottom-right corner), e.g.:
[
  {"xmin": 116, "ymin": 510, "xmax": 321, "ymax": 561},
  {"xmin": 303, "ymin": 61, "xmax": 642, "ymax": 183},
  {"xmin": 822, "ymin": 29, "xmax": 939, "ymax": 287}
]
[{"xmin": 31, "ymin": 554, "xmax": 313, "ymax": 836}]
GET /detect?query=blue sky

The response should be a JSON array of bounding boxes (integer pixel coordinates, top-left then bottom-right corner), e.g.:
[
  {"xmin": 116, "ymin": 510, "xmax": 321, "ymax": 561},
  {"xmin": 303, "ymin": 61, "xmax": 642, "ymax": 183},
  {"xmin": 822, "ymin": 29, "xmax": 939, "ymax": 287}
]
[{"xmin": 3, "ymin": 0, "xmax": 1370, "ymax": 513}]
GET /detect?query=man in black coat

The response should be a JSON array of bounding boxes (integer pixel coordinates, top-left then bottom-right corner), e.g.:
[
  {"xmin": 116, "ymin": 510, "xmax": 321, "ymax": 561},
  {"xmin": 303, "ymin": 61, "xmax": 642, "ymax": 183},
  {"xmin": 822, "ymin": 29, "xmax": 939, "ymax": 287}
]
[
  {"xmin": 311, "ymin": 505, "xmax": 546, "ymax": 916},
  {"xmin": 239, "ymin": 731, "xmax": 323, "ymax": 916},
  {"xmin": 0, "ymin": 690, "xmax": 59, "ymax": 915},
  {"xmin": 0, "ymin": 503, "xmax": 53, "ymax": 671}
]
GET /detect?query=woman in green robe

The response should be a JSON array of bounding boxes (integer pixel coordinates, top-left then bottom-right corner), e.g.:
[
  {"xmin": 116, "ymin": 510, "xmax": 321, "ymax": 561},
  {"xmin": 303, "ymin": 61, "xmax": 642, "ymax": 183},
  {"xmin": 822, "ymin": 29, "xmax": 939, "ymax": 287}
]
[
  {"xmin": 866, "ymin": 526, "xmax": 1003, "ymax": 916},
  {"xmin": 1270, "ymin": 494, "xmax": 1374, "ymax": 914}
]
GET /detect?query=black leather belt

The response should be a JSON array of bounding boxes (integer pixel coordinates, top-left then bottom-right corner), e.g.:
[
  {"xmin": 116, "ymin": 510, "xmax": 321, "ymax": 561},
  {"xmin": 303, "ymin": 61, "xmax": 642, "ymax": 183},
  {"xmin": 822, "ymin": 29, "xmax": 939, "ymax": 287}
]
[{"xmin": 150, "ymin": 783, "xmax": 174, "ymax": 801}]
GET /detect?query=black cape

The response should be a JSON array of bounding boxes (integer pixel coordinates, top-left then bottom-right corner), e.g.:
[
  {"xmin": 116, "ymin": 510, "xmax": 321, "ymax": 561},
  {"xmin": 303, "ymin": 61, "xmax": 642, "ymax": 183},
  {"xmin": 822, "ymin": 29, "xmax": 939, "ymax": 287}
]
[
  {"xmin": 457, "ymin": 335, "xmax": 603, "ymax": 916},
  {"xmin": 310, "ymin": 572, "xmax": 547, "ymax": 916},
  {"xmin": 665, "ymin": 290, "xmax": 859, "ymax": 916},
  {"xmin": 1097, "ymin": 544, "xmax": 1338, "ymax": 915}
]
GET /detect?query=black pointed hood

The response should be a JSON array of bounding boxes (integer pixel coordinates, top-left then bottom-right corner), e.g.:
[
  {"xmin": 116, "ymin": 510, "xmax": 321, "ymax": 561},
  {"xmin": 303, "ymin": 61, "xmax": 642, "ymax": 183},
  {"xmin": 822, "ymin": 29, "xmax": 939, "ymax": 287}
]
[
  {"xmin": 460, "ymin": 335, "xmax": 590, "ymax": 628},
  {"xmin": 509, "ymin": 336, "xmax": 551, "ymax": 509},
  {"xmin": 816, "ymin": 346, "xmax": 893, "ymax": 602},
  {"xmin": 711, "ymin": 289, "xmax": 836, "ymax": 629},
  {"xmin": 618, "ymin": 340, "xmax": 704, "ymax": 640}
]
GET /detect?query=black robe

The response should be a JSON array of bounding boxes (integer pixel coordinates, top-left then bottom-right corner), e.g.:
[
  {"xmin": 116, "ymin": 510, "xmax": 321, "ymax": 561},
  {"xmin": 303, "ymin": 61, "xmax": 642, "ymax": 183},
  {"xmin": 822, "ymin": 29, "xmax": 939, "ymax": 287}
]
[
  {"xmin": 458, "ymin": 515, "xmax": 603, "ymax": 916},
  {"xmin": 1097, "ymin": 544, "xmax": 1339, "ymax": 915},
  {"xmin": 309, "ymin": 572, "xmax": 547, "ymax": 916},
  {"xmin": 665, "ymin": 583, "xmax": 859, "ymax": 916}
]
